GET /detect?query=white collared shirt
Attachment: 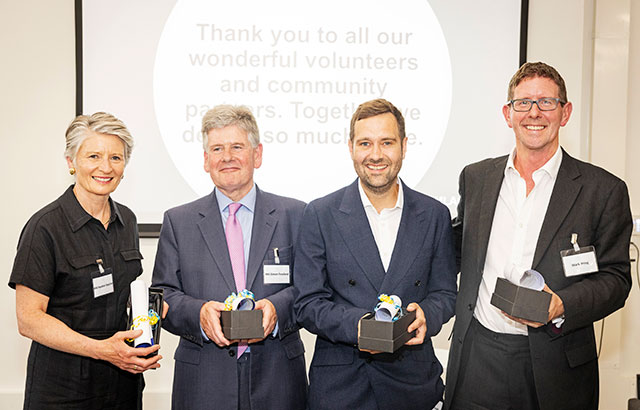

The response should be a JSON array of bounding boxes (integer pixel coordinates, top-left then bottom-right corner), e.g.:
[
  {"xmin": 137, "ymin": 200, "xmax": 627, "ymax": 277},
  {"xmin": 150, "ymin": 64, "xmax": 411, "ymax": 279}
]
[
  {"xmin": 358, "ymin": 179, "xmax": 404, "ymax": 271},
  {"xmin": 474, "ymin": 147, "xmax": 563, "ymax": 335}
]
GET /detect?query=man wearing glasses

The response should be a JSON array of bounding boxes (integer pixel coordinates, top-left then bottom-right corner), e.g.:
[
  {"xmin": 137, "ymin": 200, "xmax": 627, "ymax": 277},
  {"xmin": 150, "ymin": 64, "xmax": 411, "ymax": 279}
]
[{"xmin": 444, "ymin": 62, "xmax": 632, "ymax": 410}]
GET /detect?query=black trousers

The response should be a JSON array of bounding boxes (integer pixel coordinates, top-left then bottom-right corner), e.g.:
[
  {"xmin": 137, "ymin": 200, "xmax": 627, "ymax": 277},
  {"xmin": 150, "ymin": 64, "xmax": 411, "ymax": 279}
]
[
  {"xmin": 24, "ymin": 342, "xmax": 143, "ymax": 410},
  {"xmin": 450, "ymin": 318, "xmax": 539, "ymax": 410}
]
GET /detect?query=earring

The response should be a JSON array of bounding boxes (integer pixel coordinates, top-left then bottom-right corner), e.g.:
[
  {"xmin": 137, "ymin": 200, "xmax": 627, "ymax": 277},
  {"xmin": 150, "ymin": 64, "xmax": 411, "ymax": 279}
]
[{"xmin": 69, "ymin": 168, "xmax": 76, "ymax": 176}]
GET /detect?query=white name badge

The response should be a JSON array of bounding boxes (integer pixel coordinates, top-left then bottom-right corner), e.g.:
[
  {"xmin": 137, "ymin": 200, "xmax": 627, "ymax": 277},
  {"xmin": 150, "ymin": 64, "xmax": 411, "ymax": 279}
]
[
  {"xmin": 560, "ymin": 246, "xmax": 599, "ymax": 277},
  {"xmin": 92, "ymin": 270, "xmax": 115, "ymax": 298},
  {"xmin": 263, "ymin": 264, "xmax": 290, "ymax": 284}
]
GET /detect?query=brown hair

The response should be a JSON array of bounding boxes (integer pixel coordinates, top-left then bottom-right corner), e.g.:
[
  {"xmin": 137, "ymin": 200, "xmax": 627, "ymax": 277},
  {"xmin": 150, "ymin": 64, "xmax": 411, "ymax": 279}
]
[
  {"xmin": 507, "ymin": 61, "xmax": 568, "ymax": 103},
  {"xmin": 349, "ymin": 99, "xmax": 405, "ymax": 142}
]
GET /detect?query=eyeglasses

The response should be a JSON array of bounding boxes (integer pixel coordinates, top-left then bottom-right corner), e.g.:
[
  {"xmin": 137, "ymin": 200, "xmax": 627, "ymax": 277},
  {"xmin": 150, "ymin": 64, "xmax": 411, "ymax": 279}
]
[{"xmin": 508, "ymin": 98, "xmax": 565, "ymax": 112}]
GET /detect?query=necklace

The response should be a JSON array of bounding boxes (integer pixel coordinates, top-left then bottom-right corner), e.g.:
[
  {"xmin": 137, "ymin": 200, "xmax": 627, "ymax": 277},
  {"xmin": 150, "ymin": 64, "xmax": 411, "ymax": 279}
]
[{"xmin": 100, "ymin": 211, "xmax": 111, "ymax": 227}]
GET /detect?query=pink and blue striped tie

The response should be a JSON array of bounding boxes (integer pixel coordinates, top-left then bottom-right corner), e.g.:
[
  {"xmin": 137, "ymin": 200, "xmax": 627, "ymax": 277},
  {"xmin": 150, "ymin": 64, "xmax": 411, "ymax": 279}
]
[{"xmin": 226, "ymin": 202, "xmax": 248, "ymax": 357}]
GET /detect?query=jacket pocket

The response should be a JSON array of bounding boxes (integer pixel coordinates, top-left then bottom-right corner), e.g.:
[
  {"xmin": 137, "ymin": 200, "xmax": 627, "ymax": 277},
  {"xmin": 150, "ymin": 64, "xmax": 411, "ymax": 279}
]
[
  {"xmin": 311, "ymin": 344, "xmax": 354, "ymax": 366},
  {"xmin": 282, "ymin": 333, "xmax": 305, "ymax": 359},
  {"xmin": 120, "ymin": 249, "xmax": 143, "ymax": 280},
  {"xmin": 121, "ymin": 249, "xmax": 144, "ymax": 262},
  {"xmin": 263, "ymin": 245, "xmax": 293, "ymax": 265},
  {"xmin": 564, "ymin": 326, "xmax": 597, "ymax": 368},
  {"xmin": 174, "ymin": 345, "xmax": 201, "ymax": 365},
  {"xmin": 565, "ymin": 342, "xmax": 597, "ymax": 368},
  {"xmin": 69, "ymin": 255, "xmax": 99, "ymax": 269},
  {"xmin": 63, "ymin": 255, "xmax": 98, "ymax": 299}
]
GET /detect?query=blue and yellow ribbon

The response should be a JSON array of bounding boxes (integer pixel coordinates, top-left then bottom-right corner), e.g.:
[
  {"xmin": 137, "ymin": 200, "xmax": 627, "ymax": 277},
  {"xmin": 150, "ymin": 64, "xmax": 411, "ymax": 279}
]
[{"xmin": 224, "ymin": 289, "xmax": 256, "ymax": 311}]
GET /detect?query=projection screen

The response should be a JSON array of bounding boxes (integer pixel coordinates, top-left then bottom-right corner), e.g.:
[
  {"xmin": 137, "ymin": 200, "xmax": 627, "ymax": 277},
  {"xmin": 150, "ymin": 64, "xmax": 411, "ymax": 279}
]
[{"xmin": 79, "ymin": 0, "xmax": 525, "ymax": 231}]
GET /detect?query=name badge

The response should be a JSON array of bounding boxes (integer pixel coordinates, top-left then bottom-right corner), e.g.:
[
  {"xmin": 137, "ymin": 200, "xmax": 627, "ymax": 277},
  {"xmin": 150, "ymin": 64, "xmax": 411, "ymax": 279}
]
[
  {"xmin": 92, "ymin": 268, "xmax": 114, "ymax": 298},
  {"xmin": 560, "ymin": 233, "xmax": 598, "ymax": 277},
  {"xmin": 263, "ymin": 264, "xmax": 290, "ymax": 284}
]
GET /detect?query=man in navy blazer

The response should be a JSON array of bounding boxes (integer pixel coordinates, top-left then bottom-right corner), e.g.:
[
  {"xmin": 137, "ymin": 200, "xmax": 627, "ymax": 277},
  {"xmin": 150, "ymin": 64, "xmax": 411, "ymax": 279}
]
[
  {"xmin": 294, "ymin": 99, "xmax": 457, "ymax": 410},
  {"xmin": 152, "ymin": 105, "xmax": 307, "ymax": 410}
]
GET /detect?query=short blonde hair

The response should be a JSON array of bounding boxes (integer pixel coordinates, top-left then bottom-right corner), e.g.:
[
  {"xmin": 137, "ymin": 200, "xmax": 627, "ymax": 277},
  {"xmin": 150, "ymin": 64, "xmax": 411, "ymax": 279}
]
[{"xmin": 65, "ymin": 112, "xmax": 134, "ymax": 165}]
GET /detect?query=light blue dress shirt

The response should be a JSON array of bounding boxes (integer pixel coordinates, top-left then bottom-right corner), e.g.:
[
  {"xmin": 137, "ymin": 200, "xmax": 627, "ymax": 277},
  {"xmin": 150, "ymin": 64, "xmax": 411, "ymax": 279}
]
[
  {"xmin": 215, "ymin": 185, "xmax": 257, "ymax": 275},
  {"xmin": 202, "ymin": 185, "xmax": 277, "ymax": 342}
]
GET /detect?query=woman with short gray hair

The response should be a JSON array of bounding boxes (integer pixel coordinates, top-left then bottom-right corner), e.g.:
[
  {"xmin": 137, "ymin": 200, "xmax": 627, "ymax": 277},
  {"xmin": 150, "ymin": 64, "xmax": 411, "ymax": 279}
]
[{"xmin": 9, "ymin": 112, "xmax": 164, "ymax": 409}]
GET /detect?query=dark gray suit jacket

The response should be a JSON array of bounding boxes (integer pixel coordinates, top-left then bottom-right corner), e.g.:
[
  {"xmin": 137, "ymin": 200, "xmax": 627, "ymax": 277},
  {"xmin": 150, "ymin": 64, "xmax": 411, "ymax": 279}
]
[
  {"xmin": 294, "ymin": 180, "xmax": 457, "ymax": 410},
  {"xmin": 152, "ymin": 187, "xmax": 307, "ymax": 410},
  {"xmin": 444, "ymin": 149, "xmax": 632, "ymax": 410}
]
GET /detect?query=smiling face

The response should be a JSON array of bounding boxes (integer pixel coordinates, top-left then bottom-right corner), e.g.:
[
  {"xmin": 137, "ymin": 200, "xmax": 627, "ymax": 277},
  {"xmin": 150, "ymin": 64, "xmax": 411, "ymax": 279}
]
[
  {"xmin": 503, "ymin": 76, "xmax": 572, "ymax": 157},
  {"xmin": 204, "ymin": 124, "xmax": 263, "ymax": 201},
  {"xmin": 67, "ymin": 132, "xmax": 126, "ymax": 200},
  {"xmin": 349, "ymin": 112, "xmax": 407, "ymax": 196}
]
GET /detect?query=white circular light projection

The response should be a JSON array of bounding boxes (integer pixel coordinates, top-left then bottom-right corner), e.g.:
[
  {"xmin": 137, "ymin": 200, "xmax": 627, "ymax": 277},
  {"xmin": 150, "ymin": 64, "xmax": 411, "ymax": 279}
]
[{"xmin": 154, "ymin": 0, "xmax": 452, "ymax": 201}]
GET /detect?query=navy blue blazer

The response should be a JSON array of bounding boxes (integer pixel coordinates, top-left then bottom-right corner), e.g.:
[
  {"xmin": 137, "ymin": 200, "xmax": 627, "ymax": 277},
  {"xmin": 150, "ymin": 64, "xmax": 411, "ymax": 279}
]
[
  {"xmin": 294, "ymin": 180, "xmax": 457, "ymax": 410},
  {"xmin": 152, "ymin": 187, "xmax": 307, "ymax": 410}
]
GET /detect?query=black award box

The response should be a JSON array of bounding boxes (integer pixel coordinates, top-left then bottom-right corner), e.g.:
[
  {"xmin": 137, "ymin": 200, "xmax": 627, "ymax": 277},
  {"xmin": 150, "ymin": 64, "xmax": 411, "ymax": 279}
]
[{"xmin": 358, "ymin": 310, "xmax": 416, "ymax": 353}]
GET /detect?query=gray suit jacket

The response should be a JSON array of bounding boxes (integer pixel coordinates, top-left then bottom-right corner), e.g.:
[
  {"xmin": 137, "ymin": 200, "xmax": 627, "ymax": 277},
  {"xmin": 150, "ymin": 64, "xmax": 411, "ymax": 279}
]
[
  {"xmin": 444, "ymin": 149, "xmax": 632, "ymax": 410},
  {"xmin": 152, "ymin": 187, "xmax": 307, "ymax": 410},
  {"xmin": 294, "ymin": 180, "xmax": 457, "ymax": 410}
]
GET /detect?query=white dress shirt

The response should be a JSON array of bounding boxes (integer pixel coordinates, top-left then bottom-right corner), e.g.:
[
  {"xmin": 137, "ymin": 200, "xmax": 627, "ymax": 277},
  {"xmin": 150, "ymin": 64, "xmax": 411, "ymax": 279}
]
[
  {"xmin": 358, "ymin": 179, "xmax": 404, "ymax": 271},
  {"xmin": 474, "ymin": 147, "xmax": 563, "ymax": 335}
]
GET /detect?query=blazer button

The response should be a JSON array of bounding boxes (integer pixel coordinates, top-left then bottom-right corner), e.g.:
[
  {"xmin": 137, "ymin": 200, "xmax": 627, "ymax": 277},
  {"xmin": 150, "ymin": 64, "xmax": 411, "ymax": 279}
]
[
  {"xmin": 414, "ymin": 280, "xmax": 421, "ymax": 286},
  {"xmin": 365, "ymin": 357, "xmax": 372, "ymax": 364},
  {"xmin": 348, "ymin": 279, "xmax": 356, "ymax": 286},
  {"xmin": 228, "ymin": 350, "xmax": 235, "ymax": 357},
  {"xmin": 467, "ymin": 304, "xmax": 473, "ymax": 311}
]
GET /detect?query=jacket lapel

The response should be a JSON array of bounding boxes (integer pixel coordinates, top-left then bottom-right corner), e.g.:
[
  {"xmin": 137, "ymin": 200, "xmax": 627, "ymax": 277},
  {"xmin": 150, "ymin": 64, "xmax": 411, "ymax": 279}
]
[
  {"xmin": 246, "ymin": 188, "xmax": 277, "ymax": 289},
  {"xmin": 532, "ymin": 151, "xmax": 582, "ymax": 268},
  {"xmin": 476, "ymin": 157, "xmax": 507, "ymax": 270},
  {"xmin": 331, "ymin": 180, "xmax": 385, "ymax": 291},
  {"xmin": 380, "ymin": 183, "xmax": 425, "ymax": 293},
  {"xmin": 197, "ymin": 192, "xmax": 236, "ymax": 293}
]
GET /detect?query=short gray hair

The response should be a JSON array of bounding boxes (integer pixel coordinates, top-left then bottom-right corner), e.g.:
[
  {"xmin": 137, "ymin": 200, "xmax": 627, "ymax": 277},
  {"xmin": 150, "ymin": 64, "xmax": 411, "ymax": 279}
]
[
  {"xmin": 201, "ymin": 105, "xmax": 260, "ymax": 150},
  {"xmin": 65, "ymin": 112, "xmax": 134, "ymax": 165}
]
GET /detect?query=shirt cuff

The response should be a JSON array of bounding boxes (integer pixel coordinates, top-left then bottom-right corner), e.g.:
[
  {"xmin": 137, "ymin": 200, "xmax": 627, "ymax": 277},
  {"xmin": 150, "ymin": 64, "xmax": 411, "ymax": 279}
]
[{"xmin": 201, "ymin": 325, "xmax": 210, "ymax": 342}]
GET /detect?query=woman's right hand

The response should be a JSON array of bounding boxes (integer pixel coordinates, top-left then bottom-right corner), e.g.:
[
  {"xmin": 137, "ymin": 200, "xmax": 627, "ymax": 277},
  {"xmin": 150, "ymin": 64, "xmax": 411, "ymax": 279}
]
[{"xmin": 95, "ymin": 329, "xmax": 162, "ymax": 374}]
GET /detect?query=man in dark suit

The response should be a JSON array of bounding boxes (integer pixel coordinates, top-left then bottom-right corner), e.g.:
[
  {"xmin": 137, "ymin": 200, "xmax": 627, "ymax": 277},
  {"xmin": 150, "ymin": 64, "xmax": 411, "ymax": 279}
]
[
  {"xmin": 294, "ymin": 98, "xmax": 457, "ymax": 410},
  {"xmin": 152, "ymin": 105, "xmax": 307, "ymax": 410},
  {"xmin": 444, "ymin": 62, "xmax": 632, "ymax": 410}
]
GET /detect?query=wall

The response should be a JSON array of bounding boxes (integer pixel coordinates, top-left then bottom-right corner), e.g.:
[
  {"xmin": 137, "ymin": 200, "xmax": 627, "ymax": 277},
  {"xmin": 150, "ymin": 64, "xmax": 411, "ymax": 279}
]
[
  {"xmin": 0, "ymin": 1, "xmax": 76, "ymax": 407},
  {"xmin": 1, "ymin": 1, "xmax": 638, "ymax": 409},
  {"xmin": 527, "ymin": 1, "xmax": 640, "ymax": 409}
]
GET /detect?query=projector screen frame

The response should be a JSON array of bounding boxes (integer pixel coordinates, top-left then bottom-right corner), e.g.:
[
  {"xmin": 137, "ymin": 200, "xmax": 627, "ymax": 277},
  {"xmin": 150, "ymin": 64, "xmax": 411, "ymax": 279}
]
[{"xmin": 73, "ymin": 0, "xmax": 529, "ymax": 238}]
